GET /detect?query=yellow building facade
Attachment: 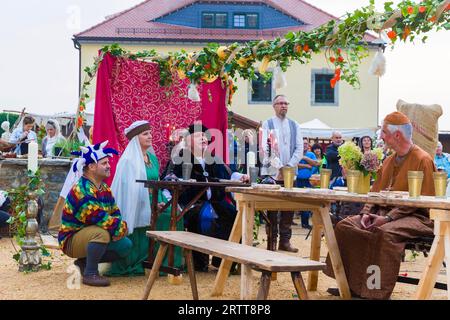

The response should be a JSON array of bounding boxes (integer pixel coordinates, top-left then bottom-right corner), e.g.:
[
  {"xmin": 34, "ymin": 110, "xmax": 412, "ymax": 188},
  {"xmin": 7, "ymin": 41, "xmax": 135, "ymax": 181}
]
[{"xmin": 79, "ymin": 42, "xmax": 379, "ymax": 129}]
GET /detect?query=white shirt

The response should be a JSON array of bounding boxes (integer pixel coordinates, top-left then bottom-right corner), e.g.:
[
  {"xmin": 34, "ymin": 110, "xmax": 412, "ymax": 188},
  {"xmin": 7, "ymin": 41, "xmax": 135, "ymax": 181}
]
[{"xmin": 261, "ymin": 116, "xmax": 304, "ymax": 170}]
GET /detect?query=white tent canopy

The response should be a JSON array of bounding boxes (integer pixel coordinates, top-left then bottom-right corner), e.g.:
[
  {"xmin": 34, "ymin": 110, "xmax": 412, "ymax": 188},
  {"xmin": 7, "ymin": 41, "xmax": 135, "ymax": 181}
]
[
  {"xmin": 51, "ymin": 100, "xmax": 94, "ymax": 127},
  {"xmin": 299, "ymin": 118, "xmax": 377, "ymax": 139}
]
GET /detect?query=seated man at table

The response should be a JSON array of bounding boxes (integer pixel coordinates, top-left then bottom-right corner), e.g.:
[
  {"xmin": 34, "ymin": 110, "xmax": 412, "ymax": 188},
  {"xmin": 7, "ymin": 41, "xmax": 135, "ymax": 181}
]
[
  {"xmin": 324, "ymin": 111, "xmax": 436, "ymax": 299},
  {"xmin": 172, "ymin": 123, "xmax": 248, "ymax": 271},
  {"xmin": 58, "ymin": 141, "xmax": 132, "ymax": 287}
]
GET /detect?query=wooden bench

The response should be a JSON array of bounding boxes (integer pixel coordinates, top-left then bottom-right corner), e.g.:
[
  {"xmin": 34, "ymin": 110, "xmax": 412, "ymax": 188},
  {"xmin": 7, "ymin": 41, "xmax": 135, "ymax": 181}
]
[{"xmin": 142, "ymin": 231, "xmax": 326, "ymax": 300}]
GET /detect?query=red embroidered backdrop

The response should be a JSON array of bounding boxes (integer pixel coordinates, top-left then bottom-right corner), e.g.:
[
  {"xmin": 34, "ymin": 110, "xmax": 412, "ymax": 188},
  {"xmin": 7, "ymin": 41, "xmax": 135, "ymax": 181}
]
[{"xmin": 92, "ymin": 53, "xmax": 229, "ymax": 184}]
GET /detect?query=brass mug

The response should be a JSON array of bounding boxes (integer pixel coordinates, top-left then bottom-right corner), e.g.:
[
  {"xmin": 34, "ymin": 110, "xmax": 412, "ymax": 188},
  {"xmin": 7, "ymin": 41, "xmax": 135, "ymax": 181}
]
[
  {"xmin": 282, "ymin": 166, "xmax": 295, "ymax": 189},
  {"xmin": 408, "ymin": 171, "xmax": 424, "ymax": 198},
  {"xmin": 320, "ymin": 169, "xmax": 332, "ymax": 189},
  {"xmin": 346, "ymin": 170, "xmax": 361, "ymax": 193},
  {"xmin": 433, "ymin": 171, "xmax": 447, "ymax": 198}
]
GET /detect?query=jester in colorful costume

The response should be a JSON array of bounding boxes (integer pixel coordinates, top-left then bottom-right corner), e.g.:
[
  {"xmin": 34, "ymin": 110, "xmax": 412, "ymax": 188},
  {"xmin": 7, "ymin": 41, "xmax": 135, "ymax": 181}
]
[{"xmin": 58, "ymin": 141, "xmax": 132, "ymax": 287}]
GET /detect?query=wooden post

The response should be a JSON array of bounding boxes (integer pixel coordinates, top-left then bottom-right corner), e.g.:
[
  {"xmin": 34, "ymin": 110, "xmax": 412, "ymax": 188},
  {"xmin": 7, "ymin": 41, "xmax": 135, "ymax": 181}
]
[
  {"xmin": 318, "ymin": 205, "xmax": 351, "ymax": 300},
  {"xmin": 241, "ymin": 200, "xmax": 255, "ymax": 300},
  {"xmin": 291, "ymin": 272, "xmax": 309, "ymax": 300},
  {"xmin": 184, "ymin": 249, "xmax": 199, "ymax": 300},
  {"xmin": 256, "ymin": 271, "xmax": 271, "ymax": 300},
  {"xmin": 168, "ymin": 188, "xmax": 179, "ymax": 269},
  {"xmin": 147, "ymin": 186, "xmax": 160, "ymax": 266},
  {"xmin": 415, "ymin": 221, "xmax": 446, "ymax": 299},
  {"xmin": 416, "ymin": 209, "xmax": 450, "ymax": 300},
  {"xmin": 444, "ymin": 227, "xmax": 450, "ymax": 300},
  {"xmin": 142, "ymin": 243, "xmax": 168, "ymax": 300},
  {"xmin": 211, "ymin": 201, "xmax": 243, "ymax": 296},
  {"xmin": 307, "ymin": 208, "xmax": 323, "ymax": 291}
]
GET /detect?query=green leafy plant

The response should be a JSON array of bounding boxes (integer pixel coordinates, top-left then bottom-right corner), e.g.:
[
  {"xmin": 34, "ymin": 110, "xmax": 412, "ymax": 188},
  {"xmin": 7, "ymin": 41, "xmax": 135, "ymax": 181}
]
[
  {"xmin": 338, "ymin": 141, "xmax": 363, "ymax": 171},
  {"xmin": 7, "ymin": 170, "xmax": 53, "ymax": 271},
  {"xmin": 52, "ymin": 138, "xmax": 85, "ymax": 158}
]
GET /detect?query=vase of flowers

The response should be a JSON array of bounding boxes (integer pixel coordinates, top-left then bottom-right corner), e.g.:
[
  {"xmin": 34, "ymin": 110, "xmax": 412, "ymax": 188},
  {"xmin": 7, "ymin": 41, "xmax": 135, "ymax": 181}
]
[
  {"xmin": 358, "ymin": 148, "xmax": 384, "ymax": 194},
  {"xmin": 338, "ymin": 142, "xmax": 383, "ymax": 194},
  {"xmin": 338, "ymin": 142, "xmax": 363, "ymax": 193}
]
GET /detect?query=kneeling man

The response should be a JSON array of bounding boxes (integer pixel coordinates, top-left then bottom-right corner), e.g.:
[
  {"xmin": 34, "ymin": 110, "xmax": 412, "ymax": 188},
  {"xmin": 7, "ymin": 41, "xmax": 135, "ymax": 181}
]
[{"xmin": 58, "ymin": 141, "xmax": 132, "ymax": 287}]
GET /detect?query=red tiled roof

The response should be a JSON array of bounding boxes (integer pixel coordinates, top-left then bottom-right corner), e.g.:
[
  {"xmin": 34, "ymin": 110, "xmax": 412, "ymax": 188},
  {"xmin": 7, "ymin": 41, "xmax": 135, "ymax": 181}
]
[{"xmin": 75, "ymin": 0, "xmax": 377, "ymax": 43}]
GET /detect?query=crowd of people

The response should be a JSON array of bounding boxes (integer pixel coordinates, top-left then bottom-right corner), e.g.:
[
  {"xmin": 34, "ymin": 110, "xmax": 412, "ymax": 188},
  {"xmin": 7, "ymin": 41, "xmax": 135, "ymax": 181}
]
[
  {"xmin": 0, "ymin": 116, "xmax": 66, "ymax": 157},
  {"xmin": 1, "ymin": 94, "xmax": 450, "ymax": 300}
]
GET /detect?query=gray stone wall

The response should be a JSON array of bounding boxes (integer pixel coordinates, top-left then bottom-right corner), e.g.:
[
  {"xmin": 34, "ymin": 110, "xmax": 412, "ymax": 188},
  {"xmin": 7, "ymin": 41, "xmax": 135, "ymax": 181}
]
[{"xmin": 0, "ymin": 158, "xmax": 71, "ymax": 231}]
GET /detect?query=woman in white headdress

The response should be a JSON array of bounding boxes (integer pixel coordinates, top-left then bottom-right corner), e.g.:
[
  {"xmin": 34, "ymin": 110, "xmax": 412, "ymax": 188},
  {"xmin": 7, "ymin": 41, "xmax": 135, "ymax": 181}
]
[
  {"xmin": 106, "ymin": 120, "xmax": 183, "ymax": 276},
  {"xmin": 42, "ymin": 119, "xmax": 66, "ymax": 157}
]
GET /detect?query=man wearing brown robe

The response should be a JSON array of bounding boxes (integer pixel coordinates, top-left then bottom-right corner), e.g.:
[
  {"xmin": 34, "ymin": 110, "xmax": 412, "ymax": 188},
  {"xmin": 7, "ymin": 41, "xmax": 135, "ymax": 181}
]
[{"xmin": 324, "ymin": 111, "xmax": 436, "ymax": 299}]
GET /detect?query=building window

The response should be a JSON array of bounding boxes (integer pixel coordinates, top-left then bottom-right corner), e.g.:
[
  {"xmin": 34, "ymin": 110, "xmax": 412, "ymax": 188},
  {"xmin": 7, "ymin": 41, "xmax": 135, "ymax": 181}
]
[
  {"xmin": 215, "ymin": 13, "xmax": 227, "ymax": 27},
  {"xmin": 247, "ymin": 14, "xmax": 259, "ymax": 28},
  {"xmin": 311, "ymin": 70, "xmax": 339, "ymax": 106},
  {"xmin": 249, "ymin": 72, "xmax": 273, "ymax": 104},
  {"xmin": 233, "ymin": 13, "xmax": 259, "ymax": 29},
  {"xmin": 233, "ymin": 14, "xmax": 246, "ymax": 28},
  {"xmin": 202, "ymin": 12, "xmax": 228, "ymax": 28}
]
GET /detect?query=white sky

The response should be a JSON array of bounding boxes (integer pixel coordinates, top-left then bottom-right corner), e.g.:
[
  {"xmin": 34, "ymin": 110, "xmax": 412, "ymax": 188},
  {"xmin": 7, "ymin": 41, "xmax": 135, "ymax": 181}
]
[{"xmin": 0, "ymin": 0, "xmax": 449, "ymax": 128}]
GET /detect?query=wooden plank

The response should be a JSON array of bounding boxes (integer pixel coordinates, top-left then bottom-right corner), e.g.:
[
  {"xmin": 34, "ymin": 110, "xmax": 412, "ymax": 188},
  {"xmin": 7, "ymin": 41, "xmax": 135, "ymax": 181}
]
[
  {"xmin": 226, "ymin": 187, "xmax": 450, "ymax": 211},
  {"xmin": 241, "ymin": 201, "xmax": 255, "ymax": 300},
  {"xmin": 444, "ymin": 226, "xmax": 450, "ymax": 300},
  {"xmin": 256, "ymin": 271, "xmax": 271, "ymax": 300},
  {"xmin": 415, "ymin": 234, "xmax": 445, "ymax": 299},
  {"xmin": 430, "ymin": 209, "xmax": 450, "ymax": 222},
  {"xmin": 318, "ymin": 206, "xmax": 351, "ymax": 300},
  {"xmin": 234, "ymin": 192, "xmax": 321, "ymax": 211},
  {"xmin": 147, "ymin": 231, "xmax": 326, "ymax": 272},
  {"xmin": 211, "ymin": 201, "xmax": 243, "ymax": 297},
  {"xmin": 142, "ymin": 243, "xmax": 168, "ymax": 300},
  {"xmin": 40, "ymin": 234, "xmax": 59, "ymax": 249},
  {"xmin": 291, "ymin": 272, "xmax": 309, "ymax": 300},
  {"xmin": 307, "ymin": 209, "xmax": 323, "ymax": 291},
  {"xmin": 184, "ymin": 249, "xmax": 199, "ymax": 300}
]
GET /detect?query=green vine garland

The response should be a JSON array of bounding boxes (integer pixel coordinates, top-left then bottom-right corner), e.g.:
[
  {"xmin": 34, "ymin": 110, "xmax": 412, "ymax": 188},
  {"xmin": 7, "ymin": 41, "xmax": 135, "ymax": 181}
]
[
  {"xmin": 7, "ymin": 170, "xmax": 52, "ymax": 271},
  {"xmin": 72, "ymin": 0, "xmax": 449, "ymax": 135}
]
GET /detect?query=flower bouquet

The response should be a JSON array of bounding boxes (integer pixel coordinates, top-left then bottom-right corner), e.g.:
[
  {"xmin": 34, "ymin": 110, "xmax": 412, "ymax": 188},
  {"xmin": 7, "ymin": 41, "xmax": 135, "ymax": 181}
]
[
  {"xmin": 360, "ymin": 148, "xmax": 384, "ymax": 179},
  {"xmin": 338, "ymin": 141, "xmax": 383, "ymax": 193}
]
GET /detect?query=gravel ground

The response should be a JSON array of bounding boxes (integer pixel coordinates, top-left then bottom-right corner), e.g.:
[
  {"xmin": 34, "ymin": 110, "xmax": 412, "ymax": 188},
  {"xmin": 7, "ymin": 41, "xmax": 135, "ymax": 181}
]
[{"xmin": 0, "ymin": 220, "xmax": 447, "ymax": 300}]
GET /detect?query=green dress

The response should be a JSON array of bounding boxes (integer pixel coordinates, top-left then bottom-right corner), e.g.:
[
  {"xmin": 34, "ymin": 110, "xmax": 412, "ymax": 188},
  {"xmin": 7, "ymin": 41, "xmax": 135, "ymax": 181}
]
[{"xmin": 106, "ymin": 152, "xmax": 184, "ymax": 277}]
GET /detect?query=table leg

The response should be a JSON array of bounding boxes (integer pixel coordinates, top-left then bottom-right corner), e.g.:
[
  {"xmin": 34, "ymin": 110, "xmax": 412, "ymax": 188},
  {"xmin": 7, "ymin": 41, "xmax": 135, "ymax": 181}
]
[
  {"xmin": 241, "ymin": 201, "xmax": 255, "ymax": 300},
  {"xmin": 211, "ymin": 201, "xmax": 243, "ymax": 297},
  {"xmin": 307, "ymin": 208, "xmax": 323, "ymax": 291},
  {"xmin": 168, "ymin": 189, "xmax": 179, "ymax": 269},
  {"xmin": 444, "ymin": 226, "xmax": 450, "ymax": 300},
  {"xmin": 318, "ymin": 205, "xmax": 351, "ymax": 300},
  {"xmin": 147, "ymin": 187, "xmax": 160, "ymax": 267},
  {"xmin": 415, "ymin": 233, "xmax": 445, "ymax": 299}
]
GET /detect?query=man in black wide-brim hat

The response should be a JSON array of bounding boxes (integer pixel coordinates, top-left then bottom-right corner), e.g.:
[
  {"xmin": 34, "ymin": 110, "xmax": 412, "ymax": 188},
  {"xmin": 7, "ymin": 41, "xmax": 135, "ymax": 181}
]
[{"xmin": 171, "ymin": 122, "xmax": 248, "ymax": 272}]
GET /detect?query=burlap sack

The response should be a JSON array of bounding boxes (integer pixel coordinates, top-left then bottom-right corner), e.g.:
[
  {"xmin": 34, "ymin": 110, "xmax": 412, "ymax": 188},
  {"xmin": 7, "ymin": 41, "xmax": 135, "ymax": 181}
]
[{"xmin": 396, "ymin": 99, "xmax": 443, "ymax": 157}]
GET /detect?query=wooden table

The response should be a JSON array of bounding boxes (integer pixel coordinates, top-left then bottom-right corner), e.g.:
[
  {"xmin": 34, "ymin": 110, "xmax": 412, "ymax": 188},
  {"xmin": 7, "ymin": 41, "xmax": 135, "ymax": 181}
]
[
  {"xmin": 136, "ymin": 179, "xmax": 250, "ymax": 275},
  {"xmin": 211, "ymin": 187, "xmax": 450, "ymax": 300}
]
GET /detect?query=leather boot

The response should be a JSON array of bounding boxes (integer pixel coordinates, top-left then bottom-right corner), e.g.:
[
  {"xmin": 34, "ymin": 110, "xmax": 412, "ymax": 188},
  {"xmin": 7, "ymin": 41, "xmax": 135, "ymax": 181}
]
[
  {"xmin": 266, "ymin": 211, "xmax": 279, "ymax": 251},
  {"xmin": 82, "ymin": 274, "xmax": 111, "ymax": 287},
  {"xmin": 278, "ymin": 239, "xmax": 299, "ymax": 253}
]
